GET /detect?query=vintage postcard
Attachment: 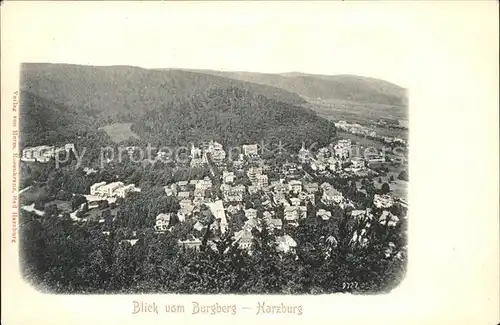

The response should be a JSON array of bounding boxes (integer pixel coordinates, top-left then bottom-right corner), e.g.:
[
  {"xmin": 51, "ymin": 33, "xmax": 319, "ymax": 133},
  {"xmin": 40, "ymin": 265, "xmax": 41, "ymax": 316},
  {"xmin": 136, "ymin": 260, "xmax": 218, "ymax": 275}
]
[{"xmin": 1, "ymin": 1, "xmax": 498, "ymax": 325}]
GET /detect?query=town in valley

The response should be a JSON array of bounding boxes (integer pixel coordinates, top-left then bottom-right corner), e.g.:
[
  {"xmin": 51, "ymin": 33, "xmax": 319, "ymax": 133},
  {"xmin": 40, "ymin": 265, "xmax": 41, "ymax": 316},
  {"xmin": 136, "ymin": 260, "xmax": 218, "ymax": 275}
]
[{"xmin": 18, "ymin": 63, "xmax": 408, "ymax": 294}]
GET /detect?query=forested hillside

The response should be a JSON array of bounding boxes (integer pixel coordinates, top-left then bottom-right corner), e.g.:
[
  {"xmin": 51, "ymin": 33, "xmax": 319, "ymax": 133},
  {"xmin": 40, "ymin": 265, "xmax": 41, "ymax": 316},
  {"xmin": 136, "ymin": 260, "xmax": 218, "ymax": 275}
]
[
  {"xmin": 19, "ymin": 91, "xmax": 97, "ymax": 148},
  {"xmin": 20, "ymin": 63, "xmax": 306, "ymax": 126},
  {"xmin": 132, "ymin": 87, "xmax": 337, "ymax": 149}
]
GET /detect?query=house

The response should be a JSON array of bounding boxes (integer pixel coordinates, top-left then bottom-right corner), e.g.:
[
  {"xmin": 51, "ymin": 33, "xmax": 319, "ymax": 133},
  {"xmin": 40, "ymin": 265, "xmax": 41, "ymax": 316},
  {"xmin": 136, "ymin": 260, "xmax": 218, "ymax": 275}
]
[
  {"xmin": 379, "ymin": 210, "xmax": 399, "ymax": 227},
  {"xmin": 96, "ymin": 181, "xmax": 123, "ymax": 197},
  {"xmin": 310, "ymin": 159, "xmax": 326, "ymax": 171},
  {"xmin": 206, "ymin": 141, "xmax": 226, "ymax": 162},
  {"xmin": 234, "ymin": 230, "xmax": 253, "ymax": 250},
  {"xmin": 190, "ymin": 144, "xmax": 202, "ymax": 159},
  {"xmin": 284, "ymin": 205, "xmax": 307, "ymax": 221},
  {"xmin": 267, "ymin": 218, "xmax": 283, "ymax": 231},
  {"xmin": 244, "ymin": 208, "xmax": 257, "ymax": 220},
  {"xmin": 155, "ymin": 213, "xmax": 172, "ymax": 232},
  {"xmin": 156, "ymin": 151, "xmax": 171, "ymax": 161},
  {"xmin": 193, "ymin": 221, "xmax": 206, "ymax": 232},
  {"xmin": 316, "ymin": 147, "xmax": 330, "ymax": 160},
  {"xmin": 273, "ymin": 183, "xmax": 287, "ymax": 194},
  {"xmin": 373, "ymin": 194, "xmax": 394, "ymax": 209},
  {"xmin": 290, "ymin": 197, "xmax": 301, "ymax": 206},
  {"xmin": 303, "ymin": 182, "xmax": 319, "ymax": 194},
  {"xmin": 190, "ymin": 157, "xmax": 205, "ymax": 168},
  {"xmin": 179, "ymin": 199, "xmax": 195, "ymax": 215},
  {"xmin": 247, "ymin": 167, "xmax": 263, "ymax": 183},
  {"xmin": 242, "ymin": 144, "xmax": 259, "ymax": 157},
  {"xmin": 176, "ymin": 180, "xmax": 190, "ymax": 191},
  {"xmin": 222, "ymin": 184, "xmax": 245, "ymax": 202},
  {"xmin": 205, "ymin": 200, "xmax": 228, "ymax": 234},
  {"xmin": 276, "ymin": 235, "xmax": 297, "ymax": 253},
  {"xmin": 320, "ymin": 182, "xmax": 333, "ymax": 192},
  {"xmin": 351, "ymin": 157, "xmax": 365, "ymax": 170},
  {"xmin": 193, "ymin": 187, "xmax": 205, "ymax": 198},
  {"xmin": 21, "ymin": 143, "xmax": 75, "ymax": 163},
  {"xmin": 195, "ymin": 176, "xmax": 212, "ymax": 191},
  {"xmin": 298, "ymin": 144, "xmax": 311, "ymax": 163},
  {"xmin": 334, "ymin": 147, "xmax": 349, "ymax": 160},
  {"xmin": 178, "ymin": 191, "xmax": 191, "ymax": 200},
  {"xmin": 189, "ymin": 179, "xmax": 201, "ymax": 186},
  {"xmin": 164, "ymin": 187, "xmax": 174, "ymax": 196},
  {"xmin": 232, "ymin": 159, "xmax": 244, "ymax": 170},
  {"xmin": 248, "ymin": 185, "xmax": 259, "ymax": 194},
  {"xmin": 178, "ymin": 238, "xmax": 202, "ymax": 251},
  {"xmin": 83, "ymin": 167, "xmax": 97, "ymax": 175},
  {"xmin": 281, "ymin": 162, "xmax": 299, "ymax": 176},
  {"xmin": 335, "ymin": 121, "xmax": 348, "ymax": 129},
  {"xmin": 91, "ymin": 181, "xmax": 129, "ymax": 198},
  {"xmin": 225, "ymin": 203, "xmax": 242, "ymax": 214},
  {"xmin": 273, "ymin": 191, "xmax": 286, "ymax": 205},
  {"xmin": 90, "ymin": 182, "xmax": 107, "ymax": 195},
  {"xmin": 222, "ymin": 171, "xmax": 235, "ymax": 184},
  {"xmin": 334, "ymin": 139, "xmax": 351, "ymax": 160},
  {"xmin": 328, "ymin": 157, "xmax": 339, "ymax": 171},
  {"xmin": 323, "ymin": 188, "xmax": 344, "ymax": 205},
  {"xmin": 284, "ymin": 206, "xmax": 298, "ymax": 221},
  {"xmin": 384, "ymin": 242, "xmax": 397, "ymax": 258},
  {"xmin": 289, "ymin": 180, "xmax": 302, "ymax": 193},
  {"xmin": 114, "ymin": 184, "xmax": 140, "ymax": 198},
  {"xmin": 317, "ymin": 209, "xmax": 332, "ymax": 220},
  {"xmin": 257, "ymin": 174, "xmax": 268, "ymax": 188},
  {"xmin": 302, "ymin": 192, "xmax": 315, "ymax": 204},
  {"xmin": 351, "ymin": 210, "xmax": 367, "ymax": 218},
  {"xmin": 121, "ymin": 239, "xmax": 139, "ymax": 246},
  {"xmin": 243, "ymin": 218, "xmax": 260, "ymax": 231}
]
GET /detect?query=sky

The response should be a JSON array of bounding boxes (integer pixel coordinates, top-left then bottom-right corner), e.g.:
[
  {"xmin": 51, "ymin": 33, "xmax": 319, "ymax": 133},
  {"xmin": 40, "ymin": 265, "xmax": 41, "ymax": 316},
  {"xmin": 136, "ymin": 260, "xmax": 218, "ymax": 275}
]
[{"xmin": 3, "ymin": 1, "xmax": 491, "ymax": 89}]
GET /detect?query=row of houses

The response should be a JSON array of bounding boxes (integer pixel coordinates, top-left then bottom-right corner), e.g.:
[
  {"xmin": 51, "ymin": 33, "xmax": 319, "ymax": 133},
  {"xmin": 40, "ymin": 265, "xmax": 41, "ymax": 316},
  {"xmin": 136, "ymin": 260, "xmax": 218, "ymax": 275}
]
[
  {"xmin": 21, "ymin": 143, "xmax": 75, "ymax": 163},
  {"xmin": 335, "ymin": 121, "xmax": 377, "ymax": 138}
]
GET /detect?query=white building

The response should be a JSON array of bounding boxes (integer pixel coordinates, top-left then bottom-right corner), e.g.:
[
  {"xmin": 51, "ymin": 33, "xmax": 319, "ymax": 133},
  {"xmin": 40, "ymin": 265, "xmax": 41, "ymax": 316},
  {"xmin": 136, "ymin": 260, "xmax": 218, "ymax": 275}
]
[
  {"xmin": 351, "ymin": 157, "xmax": 365, "ymax": 170},
  {"xmin": 21, "ymin": 143, "xmax": 75, "ymax": 163},
  {"xmin": 244, "ymin": 208, "xmax": 258, "ymax": 220},
  {"xmin": 242, "ymin": 144, "xmax": 259, "ymax": 157},
  {"xmin": 207, "ymin": 141, "xmax": 226, "ymax": 162},
  {"xmin": 247, "ymin": 167, "xmax": 263, "ymax": 184},
  {"xmin": 222, "ymin": 171, "xmax": 235, "ymax": 184},
  {"xmin": 288, "ymin": 180, "xmax": 302, "ymax": 194},
  {"xmin": 276, "ymin": 235, "xmax": 297, "ymax": 253},
  {"xmin": 206, "ymin": 200, "xmax": 228, "ymax": 234},
  {"xmin": 114, "ymin": 184, "xmax": 140, "ymax": 198},
  {"xmin": 374, "ymin": 194, "xmax": 395, "ymax": 209},
  {"xmin": 257, "ymin": 174, "xmax": 268, "ymax": 188},
  {"xmin": 91, "ymin": 181, "xmax": 134, "ymax": 198},
  {"xmin": 379, "ymin": 210, "xmax": 399, "ymax": 227},
  {"xmin": 323, "ymin": 188, "xmax": 344, "ymax": 205},
  {"xmin": 298, "ymin": 144, "xmax": 311, "ymax": 163},
  {"xmin": 90, "ymin": 182, "xmax": 107, "ymax": 195},
  {"xmin": 155, "ymin": 213, "xmax": 172, "ymax": 232},
  {"xmin": 290, "ymin": 197, "xmax": 301, "ymax": 206},
  {"xmin": 317, "ymin": 209, "xmax": 332, "ymax": 220},
  {"xmin": 234, "ymin": 230, "xmax": 253, "ymax": 250},
  {"xmin": 284, "ymin": 205, "xmax": 307, "ymax": 221}
]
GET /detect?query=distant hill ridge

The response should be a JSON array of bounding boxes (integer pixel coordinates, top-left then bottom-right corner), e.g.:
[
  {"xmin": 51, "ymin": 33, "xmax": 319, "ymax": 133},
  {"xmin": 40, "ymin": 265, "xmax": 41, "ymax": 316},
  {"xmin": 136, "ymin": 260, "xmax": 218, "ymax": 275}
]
[{"xmin": 174, "ymin": 68, "xmax": 408, "ymax": 107}]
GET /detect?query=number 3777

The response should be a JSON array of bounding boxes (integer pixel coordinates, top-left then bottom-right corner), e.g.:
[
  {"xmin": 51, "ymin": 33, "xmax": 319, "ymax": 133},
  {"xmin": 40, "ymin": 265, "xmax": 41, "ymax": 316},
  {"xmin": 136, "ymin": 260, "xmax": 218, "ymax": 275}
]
[{"xmin": 342, "ymin": 282, "xmax": 359, "ymax": 290}]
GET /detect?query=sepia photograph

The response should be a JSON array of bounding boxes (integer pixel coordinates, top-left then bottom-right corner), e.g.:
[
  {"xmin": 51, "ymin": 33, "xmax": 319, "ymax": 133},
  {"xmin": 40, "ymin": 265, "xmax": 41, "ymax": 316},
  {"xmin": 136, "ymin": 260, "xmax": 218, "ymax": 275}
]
[{"xmin": 16, "ymin": 35, "xmax": 408, "ymax": 296}]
